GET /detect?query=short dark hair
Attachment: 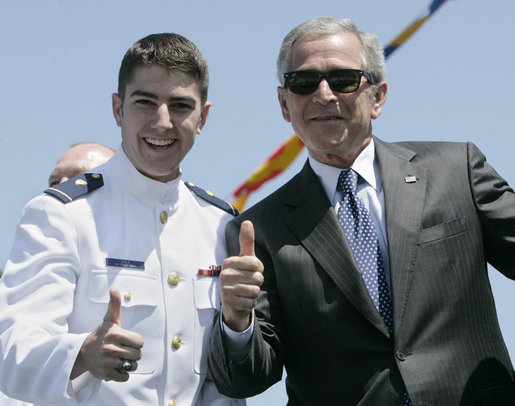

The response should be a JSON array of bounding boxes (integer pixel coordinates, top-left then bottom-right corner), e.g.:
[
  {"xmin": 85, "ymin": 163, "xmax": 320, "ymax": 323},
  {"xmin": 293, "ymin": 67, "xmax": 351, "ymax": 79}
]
[{"xmin": 117, "ymin": 33, "xmax": 209, "ymax": 103}]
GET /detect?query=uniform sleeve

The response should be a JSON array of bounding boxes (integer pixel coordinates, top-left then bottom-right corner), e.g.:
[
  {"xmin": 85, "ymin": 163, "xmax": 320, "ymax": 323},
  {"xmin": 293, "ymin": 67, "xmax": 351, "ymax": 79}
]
[
  {"xmin": 0, "ymin": 195, "xmax": 100, "ymax": 405},
  {"xmin": 468, "ymin": 142, "xmax": 515, "ymax": 277}
]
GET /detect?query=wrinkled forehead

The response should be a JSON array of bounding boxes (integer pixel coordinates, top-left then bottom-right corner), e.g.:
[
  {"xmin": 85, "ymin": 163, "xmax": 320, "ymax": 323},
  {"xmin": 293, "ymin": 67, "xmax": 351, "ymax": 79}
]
[{"xmin": 290, "ymin": 32, "xmax": 363, "ymax": 71}]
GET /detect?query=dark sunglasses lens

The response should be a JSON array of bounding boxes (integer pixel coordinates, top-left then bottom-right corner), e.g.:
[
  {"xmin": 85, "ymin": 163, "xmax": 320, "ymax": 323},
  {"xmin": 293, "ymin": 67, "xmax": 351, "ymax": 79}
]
[
  {"xmin": 328, "ymin": 71, "xmax": 361, "ymax": 93},
  {"xmin": 287, "ymin": 70, "xmax": 362, "ymax": 94},
  {"xmin": 287, "ymin": 72, "xmax": 320, "ymax": 95}
]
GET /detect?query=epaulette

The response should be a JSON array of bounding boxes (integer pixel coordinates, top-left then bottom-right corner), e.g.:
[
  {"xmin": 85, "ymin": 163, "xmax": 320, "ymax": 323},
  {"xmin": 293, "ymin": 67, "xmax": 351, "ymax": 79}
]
[
  {"xmin": 44, "ymin": 173, "xmax": 104, "ymax": 204},
  {"xmin": 185, "ymin": 181, "xmax": 238, "ymax": 216}
]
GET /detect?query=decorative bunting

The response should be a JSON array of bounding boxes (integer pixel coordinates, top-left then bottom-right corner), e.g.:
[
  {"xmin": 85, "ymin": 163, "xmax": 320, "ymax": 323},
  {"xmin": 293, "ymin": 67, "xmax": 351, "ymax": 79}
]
[
  {"xmin": 232, "ymin": 135, "xmax": 304, "ymax": 212},
  {"xmin": 384, "ymin": 0, "xmax": 450, "ymax": 58}
]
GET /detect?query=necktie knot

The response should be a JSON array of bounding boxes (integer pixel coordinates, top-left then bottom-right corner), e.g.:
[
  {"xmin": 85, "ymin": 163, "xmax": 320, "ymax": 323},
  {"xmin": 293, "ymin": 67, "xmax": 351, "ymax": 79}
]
[{"xmin": 338, "ymin": 169, "xmax": 358, "ymax": 195}]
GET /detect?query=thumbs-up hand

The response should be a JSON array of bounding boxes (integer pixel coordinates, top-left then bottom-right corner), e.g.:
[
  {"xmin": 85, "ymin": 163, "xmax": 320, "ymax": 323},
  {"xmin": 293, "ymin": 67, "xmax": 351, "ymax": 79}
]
[
  {"xmin": 71, "ymin": 288, "xmax": 144, "ymax": 382},
  {"xmin": 103, "ymin": 287, "xmax": 123, "ymax": 326},
  {"xmin": 220, "ymin": 220, "xmax": 264, "ymax": 332}
]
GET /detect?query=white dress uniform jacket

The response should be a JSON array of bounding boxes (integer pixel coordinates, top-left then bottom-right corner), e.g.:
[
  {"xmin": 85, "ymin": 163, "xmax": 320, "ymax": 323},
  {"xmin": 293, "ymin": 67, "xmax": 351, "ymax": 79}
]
[{"xmin": 0, "ymin": 148, "xmax": 243, "ymax": 406}]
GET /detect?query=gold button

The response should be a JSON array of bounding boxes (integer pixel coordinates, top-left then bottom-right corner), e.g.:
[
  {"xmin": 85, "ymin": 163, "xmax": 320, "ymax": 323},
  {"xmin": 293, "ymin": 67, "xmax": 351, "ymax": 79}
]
[
  {"xmin": 160, "ymin": 211, "xmax": 168, "ymax": 224},
  {"xmin": 168, "ymin": 272, "xmax": 180, "ymax": 286},
  {"xmin": 124, "ymin": 292, "xmax": 132, "ymax": 301},
  {"xmin": 168, "ymin": 398, "xmax": 176, "ymax": 406},
  {"xmin": 92, "ymin": 173, "xmax": 100, "ymax": 179},
  {"xmin": 172, "ymin": 335, "xmax": 182, "ymax": 350}
]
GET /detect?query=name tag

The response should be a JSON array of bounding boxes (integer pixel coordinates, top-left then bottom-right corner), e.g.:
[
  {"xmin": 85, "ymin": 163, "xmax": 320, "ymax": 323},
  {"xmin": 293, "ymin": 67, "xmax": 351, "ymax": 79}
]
[{"xmin": 105, "ymin": 257, "xmax": 145, "ymax": 270}]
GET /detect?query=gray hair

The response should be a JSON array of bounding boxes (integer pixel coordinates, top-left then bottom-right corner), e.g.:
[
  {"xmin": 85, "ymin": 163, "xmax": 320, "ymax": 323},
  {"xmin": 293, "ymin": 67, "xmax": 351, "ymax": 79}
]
[{"xmin": 277, "ymin": 17, "xmax": 386, "ymax": 90}]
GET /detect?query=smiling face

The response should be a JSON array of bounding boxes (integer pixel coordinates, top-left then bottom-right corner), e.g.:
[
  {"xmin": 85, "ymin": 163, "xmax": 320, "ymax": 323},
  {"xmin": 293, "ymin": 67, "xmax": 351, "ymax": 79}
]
[
  {"xmin": 112, "ymin": 65, "xmax": 210, "ymax": 182},
  {"xmin": 278, "ymin": 32, "xmax": 387, "ymax": 168}
]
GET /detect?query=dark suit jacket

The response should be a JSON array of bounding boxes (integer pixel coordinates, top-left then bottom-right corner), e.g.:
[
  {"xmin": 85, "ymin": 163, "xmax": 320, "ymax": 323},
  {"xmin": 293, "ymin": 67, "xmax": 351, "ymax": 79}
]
[{"xmin": 209, "ymin": 138, "xmax": 515, "ymax": 405}]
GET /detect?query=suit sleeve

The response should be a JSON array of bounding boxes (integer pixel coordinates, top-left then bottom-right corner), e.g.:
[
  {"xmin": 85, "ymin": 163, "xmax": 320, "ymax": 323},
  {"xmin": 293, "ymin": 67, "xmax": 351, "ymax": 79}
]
[
  {"xmin": 208, "ymin": 219, "xmax": 284, "ymax": 398},
  {"xmin": 468, "ymin": 142, "xmax": 515, "ymax": 277}
]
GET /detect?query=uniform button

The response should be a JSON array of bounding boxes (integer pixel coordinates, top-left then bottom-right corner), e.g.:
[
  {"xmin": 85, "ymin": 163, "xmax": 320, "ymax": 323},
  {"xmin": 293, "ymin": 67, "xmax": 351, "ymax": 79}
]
[
  {"xmin": 124, "ymin": 292, "xmax": 132, "ymax": 301},
  {"xmin": 172, "ymin": 335, "xmax": 182, "ymax": 350},
  {"xmin": 160, "ymin": 211, "xmax": 168, "ymax": 224},
  {"xmin": 168, "ymin": 398, "xmax": 176, "ymax": 406},
  {"xmin": 168, "ymin": 272, "xmax": 180, "ymax": 286},
  {"xmin": 396, "ymin": 350, "xmax": 407, "ymax": 361}
]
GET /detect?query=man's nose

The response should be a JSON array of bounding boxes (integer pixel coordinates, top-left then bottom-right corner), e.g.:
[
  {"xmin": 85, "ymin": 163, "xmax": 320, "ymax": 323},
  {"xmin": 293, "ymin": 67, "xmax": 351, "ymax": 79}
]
[
  {"xmin": 151, "ymin": 104, "xmax": 173, "ymax": 130},
  {"xmin": 313, "ymin": 79, "xmax": 338, "ymax": 104}
]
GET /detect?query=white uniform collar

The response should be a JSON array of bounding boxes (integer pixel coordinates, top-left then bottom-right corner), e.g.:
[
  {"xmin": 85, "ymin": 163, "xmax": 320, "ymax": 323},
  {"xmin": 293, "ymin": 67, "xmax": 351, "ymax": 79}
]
[
  {"xmin": 107, "ymin": 146, "xmax": 181, "ymax": 205},
  {"xmin": 308, "ymin": 138, "xmax": 381, "ymax": 204}
]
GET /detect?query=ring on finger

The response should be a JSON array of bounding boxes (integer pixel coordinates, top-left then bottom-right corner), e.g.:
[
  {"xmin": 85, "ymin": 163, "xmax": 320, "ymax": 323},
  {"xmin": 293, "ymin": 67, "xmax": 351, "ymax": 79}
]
[{"xmin": 119, "ymin": 359, "xmax": 133, "ymax": 373}]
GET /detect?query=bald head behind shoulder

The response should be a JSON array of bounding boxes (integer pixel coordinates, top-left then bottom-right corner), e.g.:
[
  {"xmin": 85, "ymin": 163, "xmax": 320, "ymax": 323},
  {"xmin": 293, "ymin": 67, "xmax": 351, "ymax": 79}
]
[{"xmin": 48, "ymin": 142, "xmax": 115, "ymax": 186}]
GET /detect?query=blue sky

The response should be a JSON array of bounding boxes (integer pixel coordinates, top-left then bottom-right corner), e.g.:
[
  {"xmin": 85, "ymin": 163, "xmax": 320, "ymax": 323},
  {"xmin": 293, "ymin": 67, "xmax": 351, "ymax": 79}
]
[{"xmin": 1, "ymin": 0, "xmax": 513, "ymax": 403}]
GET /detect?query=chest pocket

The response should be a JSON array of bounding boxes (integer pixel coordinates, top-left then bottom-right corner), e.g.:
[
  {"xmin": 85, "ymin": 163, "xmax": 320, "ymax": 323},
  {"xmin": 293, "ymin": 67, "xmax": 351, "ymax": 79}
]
[
  {"xmin": 193, "ymin": 277, "xmax": 220, "ymax": 374},
  {"xmin": 418, "ymin": 217, "xmax": 469, "ymax": 245},
  {"xmin": 89, "ymin": 270, "xmax": 159, "ymax": 374}
]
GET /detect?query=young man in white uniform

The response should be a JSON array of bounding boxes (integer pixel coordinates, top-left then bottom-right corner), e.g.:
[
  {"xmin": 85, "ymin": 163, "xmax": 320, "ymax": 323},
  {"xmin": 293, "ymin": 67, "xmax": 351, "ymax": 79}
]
[{"xmin": 0, "ymin": 33, "xmax": 242, "ymax": 406}]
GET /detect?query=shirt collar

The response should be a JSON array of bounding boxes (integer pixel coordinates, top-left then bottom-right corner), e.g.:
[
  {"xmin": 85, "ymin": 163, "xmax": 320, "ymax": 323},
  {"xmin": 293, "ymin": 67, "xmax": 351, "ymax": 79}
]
[
  {"xmin": 107, "ymin": 145, "xmax": 182, "ymax": 205},
  {"xmin": 308, "ymin": 138, "xmax": 381, "ymax": 203}
]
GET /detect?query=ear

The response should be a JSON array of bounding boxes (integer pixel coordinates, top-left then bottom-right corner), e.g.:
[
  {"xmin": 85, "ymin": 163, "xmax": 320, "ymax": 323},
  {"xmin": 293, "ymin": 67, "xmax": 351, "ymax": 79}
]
[
  {"xmin": 370, "ymin": 82, "xmax": 387, "ymax": 120},
  {"xmin": 196, "ymin": 101, "xmax": 212, "ymax": 134},
  {"xmin": 112, "ymin": 93, "xmax": 123, "ymax": 127},
  {"xmin": 277, "ymin": 87, "xmax": 292, "ymax": 123}
]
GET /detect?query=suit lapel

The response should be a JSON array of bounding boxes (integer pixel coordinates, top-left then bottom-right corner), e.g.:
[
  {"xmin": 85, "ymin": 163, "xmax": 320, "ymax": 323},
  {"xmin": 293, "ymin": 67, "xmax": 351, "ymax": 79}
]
[
  {"xmin": 374, "ymin": 138, "xmax": 426, "ymax": 332},
  {"xmin": 285, "ymin": 161, "xmax": 390, "ymax": 336}
]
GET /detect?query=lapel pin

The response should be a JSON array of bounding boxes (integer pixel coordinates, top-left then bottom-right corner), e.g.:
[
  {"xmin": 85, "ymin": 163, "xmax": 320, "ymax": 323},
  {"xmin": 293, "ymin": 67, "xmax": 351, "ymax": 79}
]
[{"xmin": 404, "ymin": 175, "xmax": 417, "ymax": 183}]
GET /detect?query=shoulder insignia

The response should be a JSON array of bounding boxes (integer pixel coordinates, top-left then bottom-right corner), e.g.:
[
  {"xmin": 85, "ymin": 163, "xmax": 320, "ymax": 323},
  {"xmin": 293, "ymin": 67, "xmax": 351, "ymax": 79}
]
[
  {"xmin": 185, "ymin": 181, "xmax": 238, "ymax": 216},
  {"xmin": 44, "ymin": 173, "xmax": 104, "ymax": 203}
]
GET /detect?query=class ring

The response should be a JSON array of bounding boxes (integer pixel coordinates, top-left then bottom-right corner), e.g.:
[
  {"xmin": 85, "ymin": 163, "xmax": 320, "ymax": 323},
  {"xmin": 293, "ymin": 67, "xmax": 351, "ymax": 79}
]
[{"xmin": 119, "ymin": 359, "xmax": 133, "ymax": 373}]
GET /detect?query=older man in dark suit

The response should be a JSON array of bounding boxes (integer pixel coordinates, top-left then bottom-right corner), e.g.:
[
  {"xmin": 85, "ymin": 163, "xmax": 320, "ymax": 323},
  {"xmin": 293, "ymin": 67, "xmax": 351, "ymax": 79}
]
[{"xmin": 208, "ymin": 17, "xmax": 515, "ymax": 405}]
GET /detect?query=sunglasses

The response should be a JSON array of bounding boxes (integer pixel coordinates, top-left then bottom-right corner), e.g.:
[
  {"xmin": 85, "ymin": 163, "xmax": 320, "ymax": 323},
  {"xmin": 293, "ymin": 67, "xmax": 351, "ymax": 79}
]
[{"xmin": 283, "ymin": 69, "xmax": 375, "ymax": 95}]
